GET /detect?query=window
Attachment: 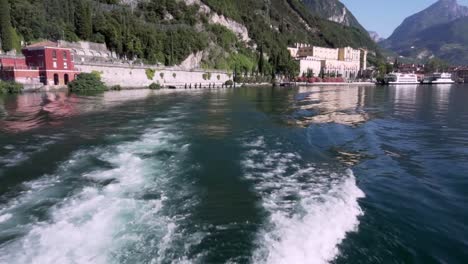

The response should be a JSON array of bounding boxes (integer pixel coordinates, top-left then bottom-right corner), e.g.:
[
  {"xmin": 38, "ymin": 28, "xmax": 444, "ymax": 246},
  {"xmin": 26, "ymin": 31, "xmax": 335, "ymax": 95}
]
[
  {"xmin": 63, "ymin": 51, "xmax": 67, "ymax": 60},
  {"xmin": 64, "ymin": 62, "xmax": 68, "ymax": 69},
  {"xmin": 54, "ymin": 74, "xmax": 59, "ymax": 85},
  {"xmin": 53, "ymin": 61, "xmax": 57, "ymax": 68},
  {"xmin": 52, "ymin": 50, "xmax": 57, "ymax": 59}
]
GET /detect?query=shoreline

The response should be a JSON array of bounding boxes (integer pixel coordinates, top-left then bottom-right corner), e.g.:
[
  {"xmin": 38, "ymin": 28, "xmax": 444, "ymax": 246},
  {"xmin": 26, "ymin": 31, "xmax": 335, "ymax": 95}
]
[
  {"xmin": 293, "ymin": 82, "xmax": 376, "ymax": 86},
  {"xmin": 10, "ymin": 81, "xmax": 378, "ymax": 94}
]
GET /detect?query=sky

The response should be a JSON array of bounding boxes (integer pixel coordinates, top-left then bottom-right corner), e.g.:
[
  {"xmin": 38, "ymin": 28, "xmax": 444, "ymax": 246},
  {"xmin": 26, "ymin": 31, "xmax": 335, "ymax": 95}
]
[{"xmin": 341, "ymin": 0, "xmax": 468, "ymax": 38}]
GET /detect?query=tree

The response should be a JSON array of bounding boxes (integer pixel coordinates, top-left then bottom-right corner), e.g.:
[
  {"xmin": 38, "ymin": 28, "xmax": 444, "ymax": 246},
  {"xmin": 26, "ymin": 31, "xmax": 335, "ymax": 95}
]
[
  {"xmin": 426, "ymin": 58, "xmax": 449, "ymax": 73},
  {"xmin": 258, "ymin": 45, "xmax": 265, "ymax": 75},
  {"xmin": 0, "ymin": 80, "xmax": 23, "ymax": 94},
  {"xmin": 75, "ymin": 0, "xmax": 92, "ymax": 40},
  {"xmin": 68, "ymin": 72, "xmax": 107, "ymax": 92},
  {"xmin": 385, "ymin": 63, "xmax": 394, "ymax": 74},
  {"xmin": 0, "ymin": 0, "xmax": 14, "ymax": 51},
  {"xmin": 377, "ymin": 63, "xmax": 386, "ymax": 76},
  {"xmin": 393, "ymin": 57, "xmax": 399, "ymax": 69}
]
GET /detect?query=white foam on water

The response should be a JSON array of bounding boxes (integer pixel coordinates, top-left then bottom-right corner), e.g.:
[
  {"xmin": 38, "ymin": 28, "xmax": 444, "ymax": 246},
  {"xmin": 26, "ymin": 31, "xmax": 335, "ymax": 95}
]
[
  {"xmin": 258, "ymin": 170, "xmax": 364, "ymax": 264},
  {"xmin": 3, "ymin": 145, "xmax": 15, "ymax": 150},
  {"xmin": 0, "ymin": 150, "xmax": 93, "ymax": 221},
  {"xmin": 0, "ymin": 213, "xmax": 12, "ymax": 223},
  {"xmin": 0, "ymin": 108, "xmax": 197, "ymax": 264},
  {"xmin": 0, "ymin": 134, "xmax": 62, "ymax": 168},
  {"xmin": 243, "ymin": 137, "xmax": 365, "ymax": 264}
]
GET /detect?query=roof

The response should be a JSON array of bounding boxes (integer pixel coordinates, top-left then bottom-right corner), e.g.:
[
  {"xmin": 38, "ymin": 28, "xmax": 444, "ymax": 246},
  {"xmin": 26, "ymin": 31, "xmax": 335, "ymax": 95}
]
[{"xmin": 24, "ymin": 41, "xmax": 59, "ymax": 49}]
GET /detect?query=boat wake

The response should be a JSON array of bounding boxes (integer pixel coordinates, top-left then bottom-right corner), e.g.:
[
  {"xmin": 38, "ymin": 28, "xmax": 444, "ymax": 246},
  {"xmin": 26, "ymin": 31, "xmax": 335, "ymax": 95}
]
[
  {"xmin": 0, "ymin": 105, "xmax": 201, "ymax": 264},
  {"xmin": 242, "ymin": 136, "xmax": 365, "ymax": 264}
]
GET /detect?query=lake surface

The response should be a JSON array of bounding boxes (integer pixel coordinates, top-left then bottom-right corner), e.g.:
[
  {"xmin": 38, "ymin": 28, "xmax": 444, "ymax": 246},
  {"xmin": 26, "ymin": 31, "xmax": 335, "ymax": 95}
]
[{"xmin": 0, "ymin": 85, "xmax": 467, "ymax": 264}]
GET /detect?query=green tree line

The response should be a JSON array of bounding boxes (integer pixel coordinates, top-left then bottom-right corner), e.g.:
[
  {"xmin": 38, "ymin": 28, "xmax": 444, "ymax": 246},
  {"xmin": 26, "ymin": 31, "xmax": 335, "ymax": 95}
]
[{"xmin": 0, "ymin": 0, "xmax": 382, "ymax": 78}]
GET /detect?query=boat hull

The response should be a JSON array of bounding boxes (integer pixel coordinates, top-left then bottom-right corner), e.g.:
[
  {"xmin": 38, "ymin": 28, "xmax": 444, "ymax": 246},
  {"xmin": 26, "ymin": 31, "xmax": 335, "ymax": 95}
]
[
  {"xmin": 431, "ymin": 81, "xmax": 455, "ymax": 84},
  {"xmin": 387, "ymin": 82, "xmax": 419, "ymax": 85}
]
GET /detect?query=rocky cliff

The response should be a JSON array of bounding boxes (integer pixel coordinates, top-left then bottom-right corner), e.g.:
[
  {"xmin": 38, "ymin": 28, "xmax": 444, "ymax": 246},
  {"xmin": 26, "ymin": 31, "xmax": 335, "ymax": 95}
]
[
  {"xmin": 301, "ymin": 0, "xmax": 366, "ymax": 30},
  {"xmin": 368, "ymin": 31, "xmax": 384, "ymax": 43}
]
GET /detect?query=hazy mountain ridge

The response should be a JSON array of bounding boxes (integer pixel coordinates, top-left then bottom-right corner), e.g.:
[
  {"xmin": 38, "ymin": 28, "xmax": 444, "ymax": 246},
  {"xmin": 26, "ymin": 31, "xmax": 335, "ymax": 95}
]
[
  {"xmin": 381, "ymin": 0, "xmax": 468, "ymax": 64},
  {"xmin": 387, "ymin": 0, "xmax": 468, "ymax": 44}
]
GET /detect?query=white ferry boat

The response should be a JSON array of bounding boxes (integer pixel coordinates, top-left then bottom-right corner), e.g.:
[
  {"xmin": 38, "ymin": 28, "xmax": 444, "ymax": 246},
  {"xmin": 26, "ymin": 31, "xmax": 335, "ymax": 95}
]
[
  {"xmin": 383, "ymin": 73, "xmax": 419, "ymax": 84},
  {"xmin": 421, "ymin": 73, "xmax": 455, "ymax": 84}
]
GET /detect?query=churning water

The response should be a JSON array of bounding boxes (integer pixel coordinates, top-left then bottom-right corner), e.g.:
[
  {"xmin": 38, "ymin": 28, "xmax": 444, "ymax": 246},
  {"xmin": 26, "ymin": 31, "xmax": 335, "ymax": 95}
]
[{"xmin": 0, "ymin": 85, "xmax": 467, "ymax": 263}]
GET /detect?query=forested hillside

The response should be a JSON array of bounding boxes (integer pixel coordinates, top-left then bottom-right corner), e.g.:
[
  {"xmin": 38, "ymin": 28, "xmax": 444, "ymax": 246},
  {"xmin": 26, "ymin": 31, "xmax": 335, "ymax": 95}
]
[{"xmin": 0, "ymin": 0, "xmax": 380, "ymax": 76}]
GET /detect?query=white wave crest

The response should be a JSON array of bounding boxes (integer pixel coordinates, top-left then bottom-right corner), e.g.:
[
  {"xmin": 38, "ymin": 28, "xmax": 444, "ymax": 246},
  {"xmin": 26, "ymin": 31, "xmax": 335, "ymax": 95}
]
[
  {"xmin": 243, "ymin": 137, "xmax": 365, "ymax": 264},
  {"xmin": 0, "ymin": 111, "xmax": 193, "ymax": 264},
  {"xmin": 0, "ymin": 213, "xmax": 12, "ymax": 223}
]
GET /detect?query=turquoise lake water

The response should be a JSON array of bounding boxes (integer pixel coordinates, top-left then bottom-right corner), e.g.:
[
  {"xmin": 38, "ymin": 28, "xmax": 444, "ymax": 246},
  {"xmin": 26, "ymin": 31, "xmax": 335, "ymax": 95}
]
[{"xmin": 0, "ymin": 85, "xmax": 467, "ymax": 263}]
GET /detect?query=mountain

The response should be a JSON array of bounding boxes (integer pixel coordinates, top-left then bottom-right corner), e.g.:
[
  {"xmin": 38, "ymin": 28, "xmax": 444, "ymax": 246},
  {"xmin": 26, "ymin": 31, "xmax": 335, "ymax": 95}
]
[
  {"xmin": 386, "ymin": 0, "xmax": 468, "ymax": 45},
  {"xmin": 4, "ymin": 0, "xmax": 380, "ymax": 75},
  {"xmin": 368, "ymin": 31, "xmax": 384, "ymax": 42},
  {"xmin": 301, "ymin": 0, "xmax": 366, "ymax": 30},
  {"xmin": 381, "ymin": 0, "xmax": 468, "ymax": 63},
  {"xmin": 400, "ymin": 16, "xmax": 468, "ymax": 64}
]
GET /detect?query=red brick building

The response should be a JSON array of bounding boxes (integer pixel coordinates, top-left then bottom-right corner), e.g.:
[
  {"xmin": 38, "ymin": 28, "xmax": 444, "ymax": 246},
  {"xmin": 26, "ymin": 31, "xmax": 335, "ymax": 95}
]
[
  {"xmin": 0, "ymin": 41, "xmax": 78, "ymax": 86},
  {"xmin": 0, "ymin": 55, "xmax": 39, "ymax": 85}
]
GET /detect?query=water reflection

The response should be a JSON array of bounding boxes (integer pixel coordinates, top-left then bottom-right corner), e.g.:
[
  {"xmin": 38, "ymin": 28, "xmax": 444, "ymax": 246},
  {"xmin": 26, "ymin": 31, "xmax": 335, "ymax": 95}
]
[
  {"xmin": 385, "ymin": 84, "xmax": 468, "ymax": 129},
  {"xmin": 0, "ymin": 92, "xmax": 78, "ymax": 133},
  {"xmin": 0, "ymin": 90, "xmax": 157, "ymax": 133},
  {"xmin": 293, "ymin": 86, "xmax": 372, "ymax": 126},
  {"xmin": 287, "ymin": 84, "xmax": 468, "ymax": 129},
  {"xmin": 198, "ymin": 91, "xmax": 233, "ymax": 138},
  {"xmin": 1, "ymin": 85, "xmax": 468, "ymax": 134},
  {"xmin": 390, "ymin": 85, "xmax": 451, "ymax": 119}
]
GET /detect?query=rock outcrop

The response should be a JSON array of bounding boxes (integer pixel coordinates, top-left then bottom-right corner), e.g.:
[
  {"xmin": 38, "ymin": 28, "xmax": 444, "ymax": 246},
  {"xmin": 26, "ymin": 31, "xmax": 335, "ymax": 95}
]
[
  {"xmin": 183, "ymin": 0, "xmax": 251, "ymax": 44},
  {"xmin": 301, "ymin": 0, "xmax": 366, "ymax": 30}
]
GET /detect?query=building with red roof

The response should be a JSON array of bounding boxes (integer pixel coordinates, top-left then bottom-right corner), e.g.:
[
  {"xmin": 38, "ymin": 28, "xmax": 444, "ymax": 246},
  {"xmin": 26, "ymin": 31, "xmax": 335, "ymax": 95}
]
[{"xmin": 0, "ymin": 41, "xmax": 78, "ymax": 86}]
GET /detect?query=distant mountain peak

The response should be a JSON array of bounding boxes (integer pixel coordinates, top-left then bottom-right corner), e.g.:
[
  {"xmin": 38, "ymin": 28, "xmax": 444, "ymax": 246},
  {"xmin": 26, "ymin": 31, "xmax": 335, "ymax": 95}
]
[
  {"xmin": 380, "ymin": 0, "xmax": 468, "ymax": 64},
  {"xmin": 301, "ymin": 0, "xmax": 366, "ymax": 30},
  {"xmin": 385, "ymin": 0, "xmax": 468, "ymax": 44}
]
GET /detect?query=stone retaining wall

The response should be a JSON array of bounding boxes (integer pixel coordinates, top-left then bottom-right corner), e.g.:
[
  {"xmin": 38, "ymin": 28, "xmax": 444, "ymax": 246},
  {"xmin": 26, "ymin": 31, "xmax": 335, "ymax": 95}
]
[{"xmin": 75, "ymin": 63, "xmax": 232, "ymax": 88}]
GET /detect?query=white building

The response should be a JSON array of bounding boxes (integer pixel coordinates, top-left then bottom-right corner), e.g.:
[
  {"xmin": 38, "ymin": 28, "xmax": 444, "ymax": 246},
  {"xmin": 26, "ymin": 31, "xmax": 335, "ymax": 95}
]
[
  {"xmin": 298, "ymin": 57, "xmax": 322, "ymax": 77},
  {"xmin": 289, "ymin": 43, "xmax": 367, "ymax": 79}
]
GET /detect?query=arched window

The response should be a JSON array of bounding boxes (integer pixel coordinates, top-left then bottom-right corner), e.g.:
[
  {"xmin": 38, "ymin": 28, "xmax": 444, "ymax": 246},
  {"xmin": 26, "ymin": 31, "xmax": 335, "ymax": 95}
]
[
  {"xmin": 54, "ymin": 74, "xmax": 59, "ymax": 85},
  {"xmin": 64, "ymin": 74, "xmax": 69, "ymax": 85}
]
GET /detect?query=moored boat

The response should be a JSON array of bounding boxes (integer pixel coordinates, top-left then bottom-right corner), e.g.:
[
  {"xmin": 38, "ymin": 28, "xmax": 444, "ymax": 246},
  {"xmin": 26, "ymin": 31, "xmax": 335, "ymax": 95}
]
[
  {"xmin": 421, "ymin": 73, "xmax": 455, "ymax": 84},
  {"xmin": 383, "ymin": 73, "xmax": 419, "ymax": 84}
]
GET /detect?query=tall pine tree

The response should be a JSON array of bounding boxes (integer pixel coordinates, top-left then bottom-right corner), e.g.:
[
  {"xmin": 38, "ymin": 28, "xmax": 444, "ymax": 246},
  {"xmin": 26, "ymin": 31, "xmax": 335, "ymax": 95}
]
[
  {"xmin": 75, "ymin": 0, "xmax": 92, "ymax": 40},
  {"xmin": 258, "ymin": 45, "xmax": 265, "ymax": 75},
  {"xmin": 0, "ymin": 0, "xmax": 14, "ymax": 51}
]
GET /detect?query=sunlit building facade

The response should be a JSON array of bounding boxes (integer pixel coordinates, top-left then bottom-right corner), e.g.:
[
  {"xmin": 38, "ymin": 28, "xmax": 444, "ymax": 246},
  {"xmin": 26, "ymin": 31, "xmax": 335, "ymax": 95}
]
[
  {"xmin": 0, "ymin": 41, "xmax": 78, "ymax": 86},
  {"xmin": 288, "ymin": 43, "xmax": 367, "ymax": 79}
]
